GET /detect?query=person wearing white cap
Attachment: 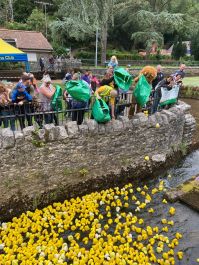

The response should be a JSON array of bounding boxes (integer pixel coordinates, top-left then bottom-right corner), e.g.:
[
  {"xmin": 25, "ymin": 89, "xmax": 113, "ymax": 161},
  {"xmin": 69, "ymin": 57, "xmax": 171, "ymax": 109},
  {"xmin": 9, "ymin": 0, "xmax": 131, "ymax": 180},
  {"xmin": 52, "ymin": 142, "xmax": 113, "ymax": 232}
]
[{"xmin": 39, "ymin": 77, "xmax": 56, "ymax": 124}]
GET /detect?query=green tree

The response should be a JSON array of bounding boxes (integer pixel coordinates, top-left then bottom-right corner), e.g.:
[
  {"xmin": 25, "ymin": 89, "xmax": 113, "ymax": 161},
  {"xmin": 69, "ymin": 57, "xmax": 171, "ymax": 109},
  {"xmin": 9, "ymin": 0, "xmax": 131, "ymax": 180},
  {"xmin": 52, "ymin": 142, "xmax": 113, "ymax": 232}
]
[
  {"xmin": 27, "ymin": 8, "xmax": 46, "ymax": 34},
  {"xmin": 51, "ymin": 0, "xmax": 114, "ymax": 64},
  {"xmin": 0, "ymin": 0, "xmax": 6, "ymax": 25},
  {"xmin": 13, "ymin": 0, "xmax": 35, "ymax": 23},
  {"xmin": 172, "ymin": 39, "xmax": 187, "ymax": 60},
  {"xmin": 116, "ymin": 0, "xmax": 184, "ymax": 53},
  {"xmin": 191, "ymin": 31, "xmax": 199, "ymax": 60},
  {"xmin": 0, "ymin": 0, "xmax": 13, "ymax": 24}
]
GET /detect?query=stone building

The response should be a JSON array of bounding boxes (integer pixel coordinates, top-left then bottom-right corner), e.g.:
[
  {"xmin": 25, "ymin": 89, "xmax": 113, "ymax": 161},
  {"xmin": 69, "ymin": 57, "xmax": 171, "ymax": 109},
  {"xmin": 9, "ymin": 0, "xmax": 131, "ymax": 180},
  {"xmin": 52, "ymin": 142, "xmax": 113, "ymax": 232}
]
[{"xmin": 0, "ymin": 28, "xmax": 53, "ymax": 70}]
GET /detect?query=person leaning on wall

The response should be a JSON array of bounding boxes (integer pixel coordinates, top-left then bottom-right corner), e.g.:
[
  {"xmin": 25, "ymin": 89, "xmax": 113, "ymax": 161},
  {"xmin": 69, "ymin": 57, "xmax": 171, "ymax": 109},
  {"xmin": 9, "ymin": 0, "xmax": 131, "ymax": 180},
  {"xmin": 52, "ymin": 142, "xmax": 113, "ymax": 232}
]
[{"xmin": 0, "ymin": 83, "xmax": 15, "ymax": 131}]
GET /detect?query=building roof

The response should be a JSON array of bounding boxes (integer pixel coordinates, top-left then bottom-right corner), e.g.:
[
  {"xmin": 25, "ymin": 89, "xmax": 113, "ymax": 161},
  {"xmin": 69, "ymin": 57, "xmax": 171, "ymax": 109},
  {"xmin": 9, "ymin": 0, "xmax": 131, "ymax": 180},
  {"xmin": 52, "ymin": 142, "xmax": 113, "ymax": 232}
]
[
  {"xmin": 0, "ymin": 29, "xmax": 53, "ymax": 51},
  {"xmin": 0, "ymin": 38, "xmax": 24, "ymax": 54}
]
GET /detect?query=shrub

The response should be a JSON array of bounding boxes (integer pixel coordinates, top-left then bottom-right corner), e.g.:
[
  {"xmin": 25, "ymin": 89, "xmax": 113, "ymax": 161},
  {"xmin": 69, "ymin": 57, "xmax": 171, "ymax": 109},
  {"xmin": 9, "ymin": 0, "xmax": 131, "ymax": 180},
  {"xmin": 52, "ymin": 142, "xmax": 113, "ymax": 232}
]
[
  {"xmin": 53, "ymin": 45, "xmax": 70, "ymax": 56},
  {"xmin": 172, "ymin": 40, "xmax": 187, "ymax": 60},
  {"xmin": 6, "ymin": 22, "xmax": 31, "ymax": 30},
  {"xmin": 191, "ymin": 31, "xmax": 199, "ymax": 61}
]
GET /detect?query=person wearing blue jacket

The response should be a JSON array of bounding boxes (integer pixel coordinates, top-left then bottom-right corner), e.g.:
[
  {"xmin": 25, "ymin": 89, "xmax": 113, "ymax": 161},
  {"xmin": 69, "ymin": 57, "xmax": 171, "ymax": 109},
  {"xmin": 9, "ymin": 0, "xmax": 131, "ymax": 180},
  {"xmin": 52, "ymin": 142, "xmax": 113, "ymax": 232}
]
[
  {"xmin": 12, "ymin": 75, "xmax": 33, "ymax": 129},
  {"xmin": 11, "ymin": 76, "xmax": 33, "ymax": 103}
]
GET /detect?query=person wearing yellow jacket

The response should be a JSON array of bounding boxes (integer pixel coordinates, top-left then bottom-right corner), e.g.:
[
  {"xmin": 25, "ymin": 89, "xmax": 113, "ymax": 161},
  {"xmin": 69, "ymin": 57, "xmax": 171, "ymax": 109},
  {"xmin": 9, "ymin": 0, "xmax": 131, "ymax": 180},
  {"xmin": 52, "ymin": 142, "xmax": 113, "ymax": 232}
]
[{"xmin": 95, "ymin": 85, "xmax": 118, "ymax": 119}]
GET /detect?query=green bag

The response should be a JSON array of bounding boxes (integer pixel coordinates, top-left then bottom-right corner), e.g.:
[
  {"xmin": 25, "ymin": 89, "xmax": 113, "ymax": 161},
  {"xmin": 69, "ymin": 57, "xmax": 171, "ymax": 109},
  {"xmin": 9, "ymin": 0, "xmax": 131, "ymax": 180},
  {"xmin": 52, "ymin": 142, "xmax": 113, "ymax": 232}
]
[
  {"xmin": 51, "ymin": 85, "xmax": 63, "ymax": 111},
  {"xmin": 133, "ymin": 75, "xmax": 152, "ymax": 107},
  {"xmin": 114, "ymin": 67, "xmax": 133, "ymax": 91},
  {"xmin": 92, "ymin": 98, "xmax": 111, "ymax": 123},
  {"xmin": 65, "ymin": 80, "xmax": 90, "ymax": 102}
]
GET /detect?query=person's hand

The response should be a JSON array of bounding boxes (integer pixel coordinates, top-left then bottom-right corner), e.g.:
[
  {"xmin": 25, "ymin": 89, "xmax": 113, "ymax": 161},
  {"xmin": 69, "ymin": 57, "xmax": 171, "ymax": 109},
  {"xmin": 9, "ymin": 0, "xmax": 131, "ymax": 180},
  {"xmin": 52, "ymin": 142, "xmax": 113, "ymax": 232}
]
[
  {"xmin": 18, "ymin": 101, "xmax": 24, "ymax": 105},
  {"xmin": 170, "ymin": 80, "xmax": 175, "ymax": 86},
  {"xmin": 96, "ymin": 94, "xmax": 101, "ymax": 100}
]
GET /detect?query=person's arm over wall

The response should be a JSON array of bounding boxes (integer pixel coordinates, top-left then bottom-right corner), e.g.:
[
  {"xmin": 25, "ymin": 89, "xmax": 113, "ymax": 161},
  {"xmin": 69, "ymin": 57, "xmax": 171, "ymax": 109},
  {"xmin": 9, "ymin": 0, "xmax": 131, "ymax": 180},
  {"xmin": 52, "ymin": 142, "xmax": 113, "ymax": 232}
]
[
  {"xmin": 11, "ymin": 89, "xmax": 18, "ymax": 103},
  {"xmin": 23, "ymin": 90, "xmax": 33, "ymax": 101},
  {"xmin": 40, "ymin": 86, "xmax": 56, "ymax": 99}
]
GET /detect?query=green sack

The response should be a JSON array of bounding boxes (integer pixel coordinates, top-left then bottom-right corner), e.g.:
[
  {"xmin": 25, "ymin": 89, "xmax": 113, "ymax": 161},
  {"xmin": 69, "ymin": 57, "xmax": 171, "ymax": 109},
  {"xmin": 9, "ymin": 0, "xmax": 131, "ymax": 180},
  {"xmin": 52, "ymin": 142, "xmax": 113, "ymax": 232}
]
[
  {"xmin": 51, "ymin": 85, "xmax": 63, "ymax": 111},
  {"xmin": 65, "ymin": 80, "xmax": 90, "ymax": 102},
  {"xmin": 92, "ymin": 98, "xmax": 111, "ymax": 123},
  {"xmin": 114, "ymin": 67, "xmax": 133, "ymax": 91},
  {"xmin": 133, "ymin": 75, "xmax": 152, "ymax": 107}
]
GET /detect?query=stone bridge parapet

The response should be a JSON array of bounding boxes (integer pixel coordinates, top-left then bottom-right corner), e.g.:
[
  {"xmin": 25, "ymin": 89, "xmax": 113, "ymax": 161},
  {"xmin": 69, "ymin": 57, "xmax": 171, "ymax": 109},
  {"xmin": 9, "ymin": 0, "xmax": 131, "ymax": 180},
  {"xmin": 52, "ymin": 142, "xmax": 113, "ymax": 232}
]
[{"xmin": 0, "ymin": 101, "xmax": 196, "ymax": 221}]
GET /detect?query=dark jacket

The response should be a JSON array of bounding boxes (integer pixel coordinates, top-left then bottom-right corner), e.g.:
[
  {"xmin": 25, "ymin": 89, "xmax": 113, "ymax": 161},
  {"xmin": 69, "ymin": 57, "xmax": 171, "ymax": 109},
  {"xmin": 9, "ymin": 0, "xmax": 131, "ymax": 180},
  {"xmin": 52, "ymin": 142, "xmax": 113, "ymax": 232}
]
[
  {"xmin": 152, "ymin": 72, "xmax": 164, "ymax": 89},
  {"xmin": 155, "ymin": 79, "xmax": 172, "ymax": 98},
  {"xmin": 174, "ymin": 70, "xmax": 185, "ymax": 79},
  {"xmin": 100, "ymin": 76, "xmax": 114, "ymax": 86}
]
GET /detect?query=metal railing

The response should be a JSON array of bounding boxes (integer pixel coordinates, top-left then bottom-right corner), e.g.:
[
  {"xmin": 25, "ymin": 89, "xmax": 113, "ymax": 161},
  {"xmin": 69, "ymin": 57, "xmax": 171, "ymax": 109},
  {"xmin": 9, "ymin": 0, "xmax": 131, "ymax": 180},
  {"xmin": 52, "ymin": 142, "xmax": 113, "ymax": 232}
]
[{"xmin": 1, "ymin": 93, "xmax": 148, "ymax": 131}]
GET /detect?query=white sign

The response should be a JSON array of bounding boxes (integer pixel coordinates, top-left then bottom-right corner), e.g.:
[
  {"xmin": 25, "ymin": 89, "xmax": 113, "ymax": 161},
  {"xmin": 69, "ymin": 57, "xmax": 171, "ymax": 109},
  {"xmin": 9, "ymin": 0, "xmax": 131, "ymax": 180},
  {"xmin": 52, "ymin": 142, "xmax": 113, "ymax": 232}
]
[
  {"xmin": 27, "ymin": 53, "xmax": 37, "ymax": 62},
  {"xmin": 0, "ymin": 56, "xmax": 15, "ymax": 61}
]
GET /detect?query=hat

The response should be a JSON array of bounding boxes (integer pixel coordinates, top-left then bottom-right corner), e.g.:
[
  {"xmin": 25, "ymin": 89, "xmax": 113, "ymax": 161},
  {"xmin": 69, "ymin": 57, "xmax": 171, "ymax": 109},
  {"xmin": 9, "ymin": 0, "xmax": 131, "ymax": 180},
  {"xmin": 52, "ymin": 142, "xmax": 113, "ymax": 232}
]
[{"xmin": 43, "ymin": 76, "xmax": 52, "ymax": 83}]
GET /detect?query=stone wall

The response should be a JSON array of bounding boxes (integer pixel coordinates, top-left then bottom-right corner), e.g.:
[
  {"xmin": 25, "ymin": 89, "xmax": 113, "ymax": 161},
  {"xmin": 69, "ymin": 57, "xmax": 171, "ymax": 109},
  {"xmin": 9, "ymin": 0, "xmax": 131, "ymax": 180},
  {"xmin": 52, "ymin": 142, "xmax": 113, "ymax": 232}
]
[
  {"xmin": 0, "ymin": 101, "xmax": 196, "ymax": 221},
  {"xmin": 90, "ymin": 67, "xmax": 199, "ymax": 78},
  {"xmin": 180, "ymin": 86, "xmax": 199, "ymax": 100}
]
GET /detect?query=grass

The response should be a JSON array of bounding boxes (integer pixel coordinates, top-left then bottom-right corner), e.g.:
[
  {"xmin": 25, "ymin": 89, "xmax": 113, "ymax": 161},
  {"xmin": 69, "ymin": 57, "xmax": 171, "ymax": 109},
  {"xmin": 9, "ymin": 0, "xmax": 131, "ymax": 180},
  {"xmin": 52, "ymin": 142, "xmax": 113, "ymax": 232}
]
[{"xmin": 183, "ymin": 77, "xmax": 199, "ymax": 86}]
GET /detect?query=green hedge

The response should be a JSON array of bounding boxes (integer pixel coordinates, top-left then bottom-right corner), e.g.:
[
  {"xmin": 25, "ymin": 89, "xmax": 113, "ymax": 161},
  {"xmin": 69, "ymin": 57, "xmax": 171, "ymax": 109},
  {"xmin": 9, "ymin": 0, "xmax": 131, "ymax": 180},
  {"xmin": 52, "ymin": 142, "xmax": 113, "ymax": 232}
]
[
  {"xmin": 0, "ymin": 62, "xmax": 24, "ymax": 70},
  {"xmin": 74, "ymin": 50, "xmax": 199, "ymax": 66},
  {"xmin": 76, "ymin": 50, "xmax": 173, "ymax": 60}
]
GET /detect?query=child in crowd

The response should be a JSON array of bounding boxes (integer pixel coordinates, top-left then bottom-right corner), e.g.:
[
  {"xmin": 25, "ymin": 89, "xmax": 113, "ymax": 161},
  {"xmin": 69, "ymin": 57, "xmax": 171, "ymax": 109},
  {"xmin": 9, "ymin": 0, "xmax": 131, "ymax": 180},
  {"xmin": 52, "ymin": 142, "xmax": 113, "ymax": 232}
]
[
  {"xmin": 90, "ymin": 74, "xmax": 100, "ymax": 92},
  {"xmin": 11, "ymin": 75, "xmax": 32, "ymax": 103},
  {"xmin": 174, "ymin": 73, "xmax": 183, "ymax": 86},
  {"xmin": 108, "ymin": 56, "xmax": 118, "ymax": 69},
  {"xmin": 81, "ymin": 70, "xmax": 91, "ymax": 85}
]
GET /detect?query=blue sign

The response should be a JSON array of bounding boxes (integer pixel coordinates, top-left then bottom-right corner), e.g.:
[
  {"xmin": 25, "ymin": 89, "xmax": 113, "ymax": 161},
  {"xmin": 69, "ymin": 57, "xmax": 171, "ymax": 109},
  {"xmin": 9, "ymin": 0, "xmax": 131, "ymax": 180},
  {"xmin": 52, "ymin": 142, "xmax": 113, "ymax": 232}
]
[{"xmin": 0, "ymin": 53, "xmax": 28, "ymax": 62}]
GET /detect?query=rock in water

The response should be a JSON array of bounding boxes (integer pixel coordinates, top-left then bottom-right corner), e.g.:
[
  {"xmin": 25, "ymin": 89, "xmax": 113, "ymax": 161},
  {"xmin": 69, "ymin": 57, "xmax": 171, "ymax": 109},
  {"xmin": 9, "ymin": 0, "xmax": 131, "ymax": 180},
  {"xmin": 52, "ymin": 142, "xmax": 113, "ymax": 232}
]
[{"xmin": 165, "ymin": 175, "xmax": 199, "ymax": 211}]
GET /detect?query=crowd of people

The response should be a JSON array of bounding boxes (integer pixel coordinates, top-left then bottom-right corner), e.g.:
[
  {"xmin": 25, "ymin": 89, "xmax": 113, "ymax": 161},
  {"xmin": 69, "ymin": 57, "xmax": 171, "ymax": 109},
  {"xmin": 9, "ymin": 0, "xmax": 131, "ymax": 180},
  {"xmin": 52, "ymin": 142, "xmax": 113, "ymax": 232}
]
[{"xmin": 0, "ymin": 55, "xmax": 186, "ymax": 131}]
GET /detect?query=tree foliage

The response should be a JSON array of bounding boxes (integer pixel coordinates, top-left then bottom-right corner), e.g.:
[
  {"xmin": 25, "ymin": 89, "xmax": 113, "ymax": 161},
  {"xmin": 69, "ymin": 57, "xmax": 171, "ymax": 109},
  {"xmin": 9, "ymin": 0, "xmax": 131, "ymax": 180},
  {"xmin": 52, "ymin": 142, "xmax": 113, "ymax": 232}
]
[
  {"xmin": 116, "ymin": 0, "xmax": 184, "ymax": 51},
  {"xmin": 51, "ymin": 0, "xmax": 114, "ymax": 63},
  {"xmin": 27, "ymin": 8, "xmax": 46, "ymax": 34},
  {"xmin": 1, "ymin": 0, "xmax": 199, "ymax": 60},
  {"xmin": 13, "ymin": 0, "xmax": 35, "ymax": 23},
  {"xmin": 172, "ymin": 39, "xmax": 187, "ymax": 59},
  {"xmin": 191, "ymin": 31, "xmax": 199, "ymax": 60}
]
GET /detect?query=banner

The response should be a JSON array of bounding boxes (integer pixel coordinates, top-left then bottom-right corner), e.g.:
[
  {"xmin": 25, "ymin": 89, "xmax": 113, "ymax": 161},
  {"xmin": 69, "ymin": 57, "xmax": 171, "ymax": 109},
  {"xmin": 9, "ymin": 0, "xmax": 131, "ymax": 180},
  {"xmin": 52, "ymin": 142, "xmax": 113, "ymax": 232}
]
[
  {"xmin": 160, "ymin": 85, "xmax": 180, "ymax": 106},
  {"xmin": 0, "ymin": 53, "xmax": 28, "ymax": 62}
]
